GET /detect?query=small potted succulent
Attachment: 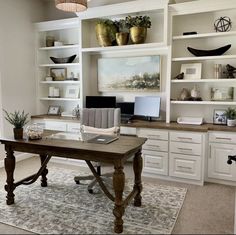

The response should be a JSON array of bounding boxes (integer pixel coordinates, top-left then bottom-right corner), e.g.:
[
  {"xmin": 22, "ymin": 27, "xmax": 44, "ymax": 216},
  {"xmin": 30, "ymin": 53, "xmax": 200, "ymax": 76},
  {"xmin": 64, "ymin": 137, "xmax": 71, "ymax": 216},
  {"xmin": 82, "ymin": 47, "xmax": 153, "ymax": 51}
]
[
  {"xmin": 3, "ymin": 109, "xmax": 29, "ymax": 139},
  {"xmin": 114, "ymin": 19, "xmax": 131, "ymax": 46},
  {"xmin": 126, "ymin": 15, "xmax": 151, "ymax": 44},
  {"xmin": 224, "ymin": 107, "xmax": 236, "ymax": 126},
  {"xmin": 95, "ymin": 18, "xmax": 117, "ymax": 47}
]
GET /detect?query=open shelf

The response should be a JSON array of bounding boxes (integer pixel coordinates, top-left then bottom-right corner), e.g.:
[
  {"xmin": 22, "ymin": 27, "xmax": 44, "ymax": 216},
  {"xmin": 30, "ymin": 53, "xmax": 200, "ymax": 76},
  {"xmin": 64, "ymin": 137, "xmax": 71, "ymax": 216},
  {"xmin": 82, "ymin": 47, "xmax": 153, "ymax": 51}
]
[
  {"xmin": 173, "ymin": 31, "xmax": 236, "ymax": 40},
  {"xmin": 39, "ymin": 44, "xmax": 80, "ymax": 50},
  {"xmin": 171, "ymin": 101, "xmax": 236, "ymax": 105},
  {"xmin": 40, "ymin": 97, "xmax": 80, "ymax": 101},
  {"xmin": 39, "ymin": 63, "xmax": 80, "ymax": 67},
  {"xmin": 172, "ymin": 55, "xmax": 236, "ymax": 62},
  {"xmin": 171, "ymin": 78, "xmax": 236, "ymax": 83},
  {"xmin": 40, "ymin": 81, "xmax": 80, "ymax": 84}
]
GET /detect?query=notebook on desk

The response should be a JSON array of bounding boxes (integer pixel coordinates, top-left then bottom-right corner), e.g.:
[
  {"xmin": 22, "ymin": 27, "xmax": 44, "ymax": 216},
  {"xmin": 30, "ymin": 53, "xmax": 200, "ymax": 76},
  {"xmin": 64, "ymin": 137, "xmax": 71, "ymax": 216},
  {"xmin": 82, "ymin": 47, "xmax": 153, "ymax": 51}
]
[{"xmin": 87, "ymin": 135, "xmax": 119, "ymax": 144}]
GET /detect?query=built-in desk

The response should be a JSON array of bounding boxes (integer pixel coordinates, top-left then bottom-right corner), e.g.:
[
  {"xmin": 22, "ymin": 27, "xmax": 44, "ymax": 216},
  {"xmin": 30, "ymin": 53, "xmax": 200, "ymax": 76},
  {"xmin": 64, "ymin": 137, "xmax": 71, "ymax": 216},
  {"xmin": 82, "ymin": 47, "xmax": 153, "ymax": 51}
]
[{"xmin": 31, "ymin": 115, "xmax": 236, "ymax": 186}]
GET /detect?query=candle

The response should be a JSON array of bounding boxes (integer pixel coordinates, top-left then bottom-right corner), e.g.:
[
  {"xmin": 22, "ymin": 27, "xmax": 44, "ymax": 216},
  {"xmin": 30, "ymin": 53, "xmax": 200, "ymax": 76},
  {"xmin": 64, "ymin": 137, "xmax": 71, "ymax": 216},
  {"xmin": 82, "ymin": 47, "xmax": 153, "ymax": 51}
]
[{"xmin": 53, "ymin": 88, "xmax": 60, "ymax": 97}]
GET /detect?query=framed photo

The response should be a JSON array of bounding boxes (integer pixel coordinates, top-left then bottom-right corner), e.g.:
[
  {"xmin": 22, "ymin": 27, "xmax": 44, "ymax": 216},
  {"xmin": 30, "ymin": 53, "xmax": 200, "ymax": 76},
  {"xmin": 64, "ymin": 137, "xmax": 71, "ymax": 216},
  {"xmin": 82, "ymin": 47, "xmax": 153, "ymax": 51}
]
[
  {"xmin": 180, "ymin": 63, "xmax": 202, "ymax": 80},
  {"xmin": 98, "ymin": 55, "xmax": 161, "ymax": 92},
  {"xmin": 65, "ymin": 85, "xmax": 80, "ymax": 98},
  {"xmin": 50, "ymin": 68, "xmax": 67, "ymax": 81},
  {"xmin": 47, "ymin": 105, "xmax": 61, "ymax": 115},
  {"xmin": 213, "ymin": 109, "xmax": 227, "ymax": 125},
  {"xmin": 211, "ymin": 87, "xmax": 234, "ymax": 101}
]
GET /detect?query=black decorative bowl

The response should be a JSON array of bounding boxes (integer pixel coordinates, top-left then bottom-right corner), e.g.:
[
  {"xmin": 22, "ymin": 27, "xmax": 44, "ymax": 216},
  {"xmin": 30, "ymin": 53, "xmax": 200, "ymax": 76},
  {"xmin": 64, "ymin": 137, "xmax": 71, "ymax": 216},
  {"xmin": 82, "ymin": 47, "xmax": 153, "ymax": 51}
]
[
  {"xmin": 187, "ymin": 44, "xmax": 231, "ymax": 57},
  {"xmin": 50, "ymin": 54, "xmax": 76, "ymax": 64}
]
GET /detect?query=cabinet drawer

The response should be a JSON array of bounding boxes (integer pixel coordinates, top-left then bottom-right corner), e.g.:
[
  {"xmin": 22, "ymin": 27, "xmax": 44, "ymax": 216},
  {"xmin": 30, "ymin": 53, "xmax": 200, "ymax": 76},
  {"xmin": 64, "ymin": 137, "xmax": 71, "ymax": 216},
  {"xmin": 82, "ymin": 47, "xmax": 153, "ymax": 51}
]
[
  {"xmin": 143, "ymin": 150, "xmax": 168, "ymax": 176},
  {"xmin": 169, "ymin": 153, "xmax": 201, "ymax": 180},
  {"xmin": 138, "ymin": 128, "xmax": 168, "ymax": 141},
  {"xmin": 143, "ymin": 139, "xmax": 168, "ymax": 152},
  {"xmin": 209, "ymin": 132, "xmax": 236, "ymax": 144},
  {"xmin": 170, "ymin": 131, "xmax": 202, "ymax": 144},
  {"xmin": 67, "ymin": 123, "xmax": 81, "ymax": 133},
  {"xmin": 170, "ymin": 142, "xmax": 201, "ymax": 156},
  {"xmin": 44, "ymin": 121, "xmax": 67, "ymax": 131}
]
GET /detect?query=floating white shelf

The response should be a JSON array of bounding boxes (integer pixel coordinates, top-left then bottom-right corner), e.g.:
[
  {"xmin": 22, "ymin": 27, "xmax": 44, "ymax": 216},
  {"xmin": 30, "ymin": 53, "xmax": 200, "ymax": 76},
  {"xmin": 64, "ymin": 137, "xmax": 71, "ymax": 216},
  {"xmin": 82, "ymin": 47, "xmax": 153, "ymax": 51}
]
[
  {"xmin": 40, "ymin": 81, "xmax": 80, "ymax": 84},
  {"xmin": 172, "ymin": 31, "xmax": 236, "ymax": 40},
  {"xmin": 171, "ymin": 78, "xmax": 236, "ymax": 83},
  {"xmin": 39, "ymin": 44, "xmax": 80, "ymax": 50},
  {"xmin": 81, "ymin": 43, "xmax": 167, "ymax": 54},
  {"xmin": 40, "ymin": 97, "xmax": 80, "ymax": 101},
  {"xmin": 39, "ymin": 63, "xmax": 80, "ymax": 67},
  {"xmin": 171, "ymin": 101, "xmax": 236, "ymax": 105},
  {"xmin": 172, "ymin": 55, "xmax": 236, "ymax": 62}
]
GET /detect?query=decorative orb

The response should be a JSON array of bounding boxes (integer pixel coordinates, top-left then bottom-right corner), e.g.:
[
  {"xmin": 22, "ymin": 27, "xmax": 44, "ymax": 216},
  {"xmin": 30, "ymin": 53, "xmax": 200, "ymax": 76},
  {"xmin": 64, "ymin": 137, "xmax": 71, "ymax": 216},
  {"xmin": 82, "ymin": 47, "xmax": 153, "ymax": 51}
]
[{"xmin": 214, "ymin": 16, "xmax": 232, "ymax": 32}]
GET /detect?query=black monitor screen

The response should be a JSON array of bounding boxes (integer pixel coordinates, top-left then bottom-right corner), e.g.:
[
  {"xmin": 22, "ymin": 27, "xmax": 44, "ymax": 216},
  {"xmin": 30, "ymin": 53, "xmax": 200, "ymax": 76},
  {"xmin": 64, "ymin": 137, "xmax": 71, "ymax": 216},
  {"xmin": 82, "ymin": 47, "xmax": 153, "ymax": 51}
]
[
  {"xmin": 134, "ymin": 96, "xmax": 161, "ymax": 118},
  {"xmin": 116, "ymin": 102, "xmax": 134, "ymax": 115},
  {"xmin": 86, "ymin": 96, "xmax": 116, "ymax": 108}
]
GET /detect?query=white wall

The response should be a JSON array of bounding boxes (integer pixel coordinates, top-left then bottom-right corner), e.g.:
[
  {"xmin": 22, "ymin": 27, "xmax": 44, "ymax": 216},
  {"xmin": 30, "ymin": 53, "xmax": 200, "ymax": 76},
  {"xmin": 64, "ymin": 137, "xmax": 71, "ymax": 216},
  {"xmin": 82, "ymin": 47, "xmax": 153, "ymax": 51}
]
[{"xmin": 0, "ymin": 0, "xmax": 45, "ymax": 159}]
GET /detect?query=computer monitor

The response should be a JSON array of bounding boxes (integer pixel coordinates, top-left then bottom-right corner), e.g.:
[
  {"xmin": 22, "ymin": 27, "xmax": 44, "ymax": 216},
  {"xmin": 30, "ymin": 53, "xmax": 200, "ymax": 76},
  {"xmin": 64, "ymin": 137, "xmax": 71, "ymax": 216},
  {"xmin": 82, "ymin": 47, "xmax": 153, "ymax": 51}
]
[
  {"xmin": 116, "ymin": 102, "xmax": 134, "ymax": 116},
  {"xmin": 86, "ymin": 96, "xmax": 116, "ymax": 108},
  {"xmin": 134, "ymin": 96, "xmax": 161, "ymax": 121}
]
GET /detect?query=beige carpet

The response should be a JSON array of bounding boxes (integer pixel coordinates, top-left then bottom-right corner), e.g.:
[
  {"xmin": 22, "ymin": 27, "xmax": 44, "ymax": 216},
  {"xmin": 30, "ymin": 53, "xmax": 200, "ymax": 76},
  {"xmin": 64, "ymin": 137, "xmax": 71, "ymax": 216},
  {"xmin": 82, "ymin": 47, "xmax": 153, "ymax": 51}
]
[{"xmin": 0, "ymin": 157, "xmax": 235, "ymax": 234}]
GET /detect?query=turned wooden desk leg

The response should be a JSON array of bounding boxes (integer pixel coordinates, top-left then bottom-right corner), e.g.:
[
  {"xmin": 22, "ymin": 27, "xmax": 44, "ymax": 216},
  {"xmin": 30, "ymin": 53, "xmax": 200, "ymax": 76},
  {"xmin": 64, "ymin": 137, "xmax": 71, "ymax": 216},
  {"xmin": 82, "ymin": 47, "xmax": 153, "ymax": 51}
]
[
  {"xmin": 133, "ymin": 149, "xmax": 143, "ymax": 207},
  {"xmin": 113, "ymin": 162, "xmax": 125, "ymax": 234},
  {"xmin": 4, "ymin": 145, "xmax": 16, "ymax": 205},
  {"xmin": 40, "ymin": 154, "xmax": 48, "ymax": 187}
]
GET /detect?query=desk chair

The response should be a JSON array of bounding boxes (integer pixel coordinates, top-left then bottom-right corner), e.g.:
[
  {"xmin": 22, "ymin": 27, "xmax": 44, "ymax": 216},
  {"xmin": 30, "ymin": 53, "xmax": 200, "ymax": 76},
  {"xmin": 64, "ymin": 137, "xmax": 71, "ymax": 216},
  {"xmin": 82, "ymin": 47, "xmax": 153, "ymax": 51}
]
[{"xmin": 74, "ymin": 108, "xmax": 121, "ymax": 193}]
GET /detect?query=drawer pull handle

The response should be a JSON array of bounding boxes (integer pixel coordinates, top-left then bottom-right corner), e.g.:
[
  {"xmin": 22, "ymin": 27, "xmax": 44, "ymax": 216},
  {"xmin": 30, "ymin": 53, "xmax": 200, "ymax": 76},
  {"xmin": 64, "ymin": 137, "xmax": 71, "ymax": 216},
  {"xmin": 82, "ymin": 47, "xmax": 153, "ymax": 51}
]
[
  {"xmin": 147, "ymin": 144, "xmax": 160, "ymax": 148},
  {"xmin": 177, "ymin": 137, "xmax": 193, "ymax": 140},
  {"xmin": 147, "ymin": 161, "xmax": 160, "ymax": 165},
  {"xmin": 215, "ymin": 137, "xmax": 232, "ymax": 141},
  {"xmin": 178, "ymin": 147, "xmax": 192, "ymax": 151},
  {"xmin": 177, "ymin": 166, "xmax": 192, "ymax": 170}
]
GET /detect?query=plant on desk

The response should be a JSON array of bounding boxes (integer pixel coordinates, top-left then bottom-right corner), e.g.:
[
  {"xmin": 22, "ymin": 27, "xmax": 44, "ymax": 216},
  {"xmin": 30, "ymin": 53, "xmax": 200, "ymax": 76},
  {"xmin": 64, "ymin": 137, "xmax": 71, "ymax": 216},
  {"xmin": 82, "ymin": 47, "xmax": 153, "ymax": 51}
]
[
  {"xmin": 3, "ymin": 110, "xmax": 29, "ymax": 139},
  {"xmin": 224, "ymin": 107, "xmax": 236, "ymax": 127}
]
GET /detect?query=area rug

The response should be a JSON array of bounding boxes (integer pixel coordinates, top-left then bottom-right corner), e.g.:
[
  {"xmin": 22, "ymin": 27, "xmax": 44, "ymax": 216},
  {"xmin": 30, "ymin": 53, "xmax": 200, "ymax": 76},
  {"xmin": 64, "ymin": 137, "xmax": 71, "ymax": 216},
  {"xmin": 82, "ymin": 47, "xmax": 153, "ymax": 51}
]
[{"xmin": 0, "ymin": 167, "xmax": 187, "ymax": 234}]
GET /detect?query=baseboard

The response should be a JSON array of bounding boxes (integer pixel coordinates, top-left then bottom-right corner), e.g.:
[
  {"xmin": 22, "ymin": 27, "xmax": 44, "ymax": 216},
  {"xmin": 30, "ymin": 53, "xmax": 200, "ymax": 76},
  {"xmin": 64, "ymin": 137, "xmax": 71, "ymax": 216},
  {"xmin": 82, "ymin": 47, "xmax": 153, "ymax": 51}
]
[{"xmin": 0, "ymin": 153, "xmax": 33, "ymax": 169}]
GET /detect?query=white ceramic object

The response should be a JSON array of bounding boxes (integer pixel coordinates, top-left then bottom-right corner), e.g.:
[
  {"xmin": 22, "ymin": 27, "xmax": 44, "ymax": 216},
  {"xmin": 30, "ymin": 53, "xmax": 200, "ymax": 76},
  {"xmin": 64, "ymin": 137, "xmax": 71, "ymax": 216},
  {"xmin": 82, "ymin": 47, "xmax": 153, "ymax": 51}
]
[
  {"xmin": 54, "ymin": 41, "xmax": 63, "ymax": 46},
  {"xmin": 227, "ymin": 119, "xmax": 235, "ymax": 127},
  {"xmin": 177, "ymin": 117, "xmax": 203, "ymax": 125}
]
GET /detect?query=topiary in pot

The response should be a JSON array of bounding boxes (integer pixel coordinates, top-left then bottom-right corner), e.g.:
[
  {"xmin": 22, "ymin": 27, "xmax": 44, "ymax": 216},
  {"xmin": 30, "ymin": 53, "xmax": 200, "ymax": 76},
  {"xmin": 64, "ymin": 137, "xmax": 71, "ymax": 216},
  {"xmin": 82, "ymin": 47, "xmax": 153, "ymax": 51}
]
[
  {"xmin": 126, "ymin": 15, "xmax": 151, "ymax": 44},
  {"xmin": 114, "ymin": 19, "xmax": 131, "ymax": 45},
  {"xmin": 95, "ymin": 18, "xmax": 118, "ymax": 47},
  {"xmin": 3, "ymin": 109, "xmax": 29, "ymax": 139},
  {"xmin": 224, "ymin": 107, "xmax": 236, "ymax": 126}
]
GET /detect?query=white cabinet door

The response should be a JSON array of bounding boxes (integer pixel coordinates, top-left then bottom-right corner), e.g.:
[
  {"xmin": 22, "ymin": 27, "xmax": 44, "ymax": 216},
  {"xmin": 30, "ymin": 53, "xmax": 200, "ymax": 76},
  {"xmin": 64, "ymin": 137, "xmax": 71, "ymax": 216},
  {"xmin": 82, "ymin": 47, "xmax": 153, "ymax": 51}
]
[
  {"xmin": 169, "ymin": 153, "xmax": 202, "ymax": 180},
  {"xmin": 143, "ymin": 150, "xmax": 168, "ymax": 176},
  {"xmin": 208, "ymin": 143, "xmax": 236, "ymax": 181}
]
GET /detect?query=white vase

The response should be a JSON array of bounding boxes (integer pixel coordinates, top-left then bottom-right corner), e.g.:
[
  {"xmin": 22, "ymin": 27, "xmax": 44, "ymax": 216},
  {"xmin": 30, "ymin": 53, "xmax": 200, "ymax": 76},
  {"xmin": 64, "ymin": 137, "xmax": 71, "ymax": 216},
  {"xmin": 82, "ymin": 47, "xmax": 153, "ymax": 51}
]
[{"xmin": 227, "ymin": 119, "xmax": 235, "ymax": 127}]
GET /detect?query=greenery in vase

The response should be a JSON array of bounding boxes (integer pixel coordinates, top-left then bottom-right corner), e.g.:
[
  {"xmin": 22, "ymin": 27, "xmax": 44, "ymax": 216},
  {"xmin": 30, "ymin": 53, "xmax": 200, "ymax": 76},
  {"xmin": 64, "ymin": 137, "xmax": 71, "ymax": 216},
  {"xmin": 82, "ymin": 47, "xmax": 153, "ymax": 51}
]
[
  {"xmin": 224, "ymin": 107, "xmax": 236, "ymax": 120},
  {"xmin": 3, "ymin": 109, "xmax": 29, "ymax": 129},
  {"xmin": 114, "ymin": 19, "xmax": 131, "ymax": 33},
  {"xmin": 125, "ymin": 15, "xmax": 151, "ymax": 28}
]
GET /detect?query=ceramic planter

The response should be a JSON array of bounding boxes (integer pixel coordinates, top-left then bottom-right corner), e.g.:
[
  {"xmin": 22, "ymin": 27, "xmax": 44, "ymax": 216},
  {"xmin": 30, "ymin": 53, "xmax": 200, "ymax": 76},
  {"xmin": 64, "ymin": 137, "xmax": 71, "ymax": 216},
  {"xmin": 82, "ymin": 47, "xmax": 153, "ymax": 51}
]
[
  {"xmin": 13, "ymin": 128, "xmax": 23, "ymax": 140},
  {"xmin": 130, "ymin": 26, "xmax": 147, "ymax": 44},
  {"xmin": 115, "ymin": 32, "xmax": 129, "ymax": 46},
  {"xmin": 95, "ymin": 23, "xmax": 112, "ymax": 47}
]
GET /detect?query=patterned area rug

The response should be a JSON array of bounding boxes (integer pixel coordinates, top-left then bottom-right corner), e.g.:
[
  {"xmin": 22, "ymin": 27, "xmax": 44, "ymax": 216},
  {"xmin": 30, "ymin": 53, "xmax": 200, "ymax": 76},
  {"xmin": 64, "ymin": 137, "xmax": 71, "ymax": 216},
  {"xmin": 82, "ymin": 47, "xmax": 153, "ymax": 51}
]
[{"xmin": 0, "ymin": 167, "xmax": 187, "ymax": 234}]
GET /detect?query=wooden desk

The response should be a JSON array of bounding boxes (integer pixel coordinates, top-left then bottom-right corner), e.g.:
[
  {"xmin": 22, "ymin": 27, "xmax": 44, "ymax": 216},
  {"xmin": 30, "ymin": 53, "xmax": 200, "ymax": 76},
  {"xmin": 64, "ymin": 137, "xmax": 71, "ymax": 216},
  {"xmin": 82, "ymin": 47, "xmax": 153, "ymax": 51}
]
[{"xmin": 0, "ymin": 133, "xmax": 146, "ymax": 234}]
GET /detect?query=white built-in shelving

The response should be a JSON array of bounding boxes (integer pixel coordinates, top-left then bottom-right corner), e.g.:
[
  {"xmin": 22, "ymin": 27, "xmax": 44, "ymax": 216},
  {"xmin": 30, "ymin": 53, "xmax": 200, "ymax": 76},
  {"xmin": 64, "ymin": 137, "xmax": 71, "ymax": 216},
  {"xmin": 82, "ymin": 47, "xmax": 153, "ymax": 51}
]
[
  {"xmin": 39, "ymin": 44, "xmax": 80, "ymax": 51},
  {"xmin": 40, "ymin": 98, "xmax": 80, "ymax": 101},
  {"xmin": 172, "ymin": 55, "xmax": 236, "ymax": 62},
  {"xmin": 40, "ymin": 81, "xmax": 80, "ymax": 84},
  {"xmin": 171, "ymin": 78, "xmax": 236, "ymax": 83},
  {"xmin": 171, "ymin": 101, "xmax": 236, "ymax": 105},
  {"xmin": 39, "ymin": 63, "xmax": 80, "ymax": 68}
]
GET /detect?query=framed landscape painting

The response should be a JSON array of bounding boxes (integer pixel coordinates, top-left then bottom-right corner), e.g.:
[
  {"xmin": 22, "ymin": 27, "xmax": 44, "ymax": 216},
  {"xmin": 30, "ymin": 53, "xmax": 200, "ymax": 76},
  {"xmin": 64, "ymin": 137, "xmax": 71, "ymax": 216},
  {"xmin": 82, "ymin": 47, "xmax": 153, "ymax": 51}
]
[{"xmin": 98, "ymin": 55, "xmax": 161, "ymax": 92}]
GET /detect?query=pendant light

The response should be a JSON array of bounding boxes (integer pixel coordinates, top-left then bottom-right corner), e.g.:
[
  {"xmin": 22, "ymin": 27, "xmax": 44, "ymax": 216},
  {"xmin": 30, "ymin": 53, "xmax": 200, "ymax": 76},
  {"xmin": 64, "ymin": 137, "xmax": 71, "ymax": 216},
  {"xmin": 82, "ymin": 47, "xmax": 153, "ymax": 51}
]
[{"xmin": 55, "ymin": 0, "xmax": 87, "ymax": 12}]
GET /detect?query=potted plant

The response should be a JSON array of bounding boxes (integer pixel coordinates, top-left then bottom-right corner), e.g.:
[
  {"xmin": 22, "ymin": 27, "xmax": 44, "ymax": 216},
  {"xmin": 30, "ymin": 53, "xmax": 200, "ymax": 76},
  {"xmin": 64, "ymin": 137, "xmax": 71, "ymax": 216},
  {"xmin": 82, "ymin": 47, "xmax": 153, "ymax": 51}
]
[
  {"xmin": 95, "ymin": 19, "xmax": 117, "ymax": 47},
  {"xmin": 224, "ymin": 107, "xmax": 236, "ymax": 126},
  {"xmin": 126, "ymin": 15, "xmax": 151, "ymax": 44},
  {"xmin": 114, "ymin": 19, "xmax": 130, "ymax": 46},
  {"xmin": 3, "ymin": 110, "xmax": 29, "ymax": 139}
]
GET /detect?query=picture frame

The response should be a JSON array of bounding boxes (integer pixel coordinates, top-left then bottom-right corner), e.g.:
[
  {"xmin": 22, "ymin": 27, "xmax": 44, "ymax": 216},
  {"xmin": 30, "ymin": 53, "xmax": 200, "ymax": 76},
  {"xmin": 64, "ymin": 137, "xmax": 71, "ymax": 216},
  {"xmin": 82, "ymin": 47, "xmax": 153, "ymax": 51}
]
[
  {"xmin": 98, "ymin": 55, "xmax": 161, "ymax": 92},
  {"xmin": 47, "ymin": 105, "xmax": 61, "ymax": 116},
  {"xmin": 65, "ymin": 85, "xmax": 80, "ymax": 99},
  {"xmin": 180, "ymin": 63, "xmax": 202, "ymax": 80},
  {"xmin": 50, "ymin": 68, "xmax": 67, "ymax": 81},
  {"xmin": 211, "ymin": 87, "xmax": 234, "ymax": 101},
  {"xmin": 213, "ymin": 109, "xmax": 227, "ymax": 125}
]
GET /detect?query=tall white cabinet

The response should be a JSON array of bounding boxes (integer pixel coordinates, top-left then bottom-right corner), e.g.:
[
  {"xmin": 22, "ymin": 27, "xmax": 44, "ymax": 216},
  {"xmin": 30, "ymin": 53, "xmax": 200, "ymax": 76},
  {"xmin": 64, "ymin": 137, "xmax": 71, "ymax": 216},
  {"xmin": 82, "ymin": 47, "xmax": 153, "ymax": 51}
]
[{"xmin": 35, "ymin": 18, "xmax": 82, "ymax": 115}]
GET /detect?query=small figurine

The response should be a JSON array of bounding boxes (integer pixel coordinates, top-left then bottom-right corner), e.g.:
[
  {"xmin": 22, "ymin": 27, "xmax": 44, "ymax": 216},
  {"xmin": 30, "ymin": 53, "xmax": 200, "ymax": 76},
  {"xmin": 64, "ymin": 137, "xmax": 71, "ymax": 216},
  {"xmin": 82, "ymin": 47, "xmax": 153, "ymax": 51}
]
[
  {"xmin": 179, "ymin": 88, "xmax": 191, "ymax": 101},
  {"xmin": 174, "ymin": 72, "xmax": 184, "ymax": 80},
  {"xmin": 224, "ymin": 64, "xmax": 236, "ymax": 78},
  {"xmin": 190, "ymin": 85, "xmax": 202, "ymax": 101},
  {"xmin": 214, "ymin": 16, "xmax": 232, "ymax": 32}
]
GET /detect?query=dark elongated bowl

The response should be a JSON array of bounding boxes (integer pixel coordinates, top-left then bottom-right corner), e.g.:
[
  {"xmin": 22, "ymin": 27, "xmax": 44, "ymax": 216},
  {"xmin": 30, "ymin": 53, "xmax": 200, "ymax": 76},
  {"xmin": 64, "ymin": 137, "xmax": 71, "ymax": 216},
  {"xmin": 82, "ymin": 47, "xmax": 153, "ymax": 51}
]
[
  {"xmin": 187, "ymin": 44, "xmax": 231, "ymax": 57},
  {"xmin": 50, "ymin": 54, "xmax": 76, "ymax": 64}
]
